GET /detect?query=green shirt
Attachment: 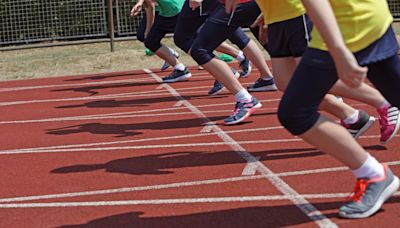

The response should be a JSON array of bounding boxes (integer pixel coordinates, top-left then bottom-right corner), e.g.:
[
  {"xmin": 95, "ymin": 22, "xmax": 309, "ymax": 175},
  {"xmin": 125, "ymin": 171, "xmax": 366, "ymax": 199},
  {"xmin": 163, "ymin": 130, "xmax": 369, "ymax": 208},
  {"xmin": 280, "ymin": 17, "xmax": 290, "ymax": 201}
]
[{"xmin": 156, "ymin": 0, "xmax": 184, "ymax": 17}]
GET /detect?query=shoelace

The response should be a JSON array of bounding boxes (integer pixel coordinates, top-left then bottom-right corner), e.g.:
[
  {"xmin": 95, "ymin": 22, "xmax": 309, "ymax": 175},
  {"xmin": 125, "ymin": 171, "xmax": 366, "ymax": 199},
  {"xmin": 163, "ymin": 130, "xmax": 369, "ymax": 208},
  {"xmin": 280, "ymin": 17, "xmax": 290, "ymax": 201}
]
[{"xmin": 346, "ymin": 179, "xmax": 369, "ymax": 202}]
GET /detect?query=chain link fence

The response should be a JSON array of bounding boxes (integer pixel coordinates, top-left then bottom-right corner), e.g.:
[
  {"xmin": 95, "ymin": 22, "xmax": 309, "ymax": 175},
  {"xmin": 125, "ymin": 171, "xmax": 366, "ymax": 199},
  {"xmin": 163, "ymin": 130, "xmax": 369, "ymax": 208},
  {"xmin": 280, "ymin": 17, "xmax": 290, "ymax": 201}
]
[{"xmin": 1, "ymin": 0, "xmax": 399, "ymax": 48}]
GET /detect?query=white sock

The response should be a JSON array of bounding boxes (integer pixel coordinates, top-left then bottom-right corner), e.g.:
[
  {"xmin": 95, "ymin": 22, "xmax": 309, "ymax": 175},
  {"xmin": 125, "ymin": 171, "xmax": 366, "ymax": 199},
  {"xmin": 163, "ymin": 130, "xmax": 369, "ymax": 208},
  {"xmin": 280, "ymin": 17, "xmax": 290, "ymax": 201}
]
[
  {"xmin": 352, "ymin": 153, "xmax": 385, "ymax": 179},
  {"xmin": 236, "ymin": 51, "xmax": 245, "ymax": 62},
  {"xmin": 343, "ymin": 110, "xmax": 359, "ymax": 125},
  {"xmin": 174, "ymin": 63, "xmax": 185, "ymax": 71},
  {"xmin": 234, "ymin": 89, "xmax": 252, "ymax": 103}
]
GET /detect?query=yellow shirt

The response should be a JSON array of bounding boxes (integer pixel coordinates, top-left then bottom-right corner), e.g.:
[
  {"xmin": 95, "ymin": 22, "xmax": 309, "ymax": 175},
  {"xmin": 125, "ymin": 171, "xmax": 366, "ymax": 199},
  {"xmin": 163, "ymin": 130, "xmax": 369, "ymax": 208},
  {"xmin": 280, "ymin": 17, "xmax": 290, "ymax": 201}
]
[
  {"xmin": 310, "ymin": 0, "xmax": 393, "ymax": 52},
  {"xmin": 255, "ymin": 0, "xmax": 305, "ymax": 25}
]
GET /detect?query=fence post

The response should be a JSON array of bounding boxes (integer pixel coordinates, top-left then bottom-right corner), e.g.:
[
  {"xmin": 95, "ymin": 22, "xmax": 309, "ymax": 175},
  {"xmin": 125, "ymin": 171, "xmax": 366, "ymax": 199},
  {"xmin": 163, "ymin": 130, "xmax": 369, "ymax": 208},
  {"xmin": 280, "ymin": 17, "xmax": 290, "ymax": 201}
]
[{"xmin": 107, "ymin": 0, "xmax": 115, "ymax": 52}]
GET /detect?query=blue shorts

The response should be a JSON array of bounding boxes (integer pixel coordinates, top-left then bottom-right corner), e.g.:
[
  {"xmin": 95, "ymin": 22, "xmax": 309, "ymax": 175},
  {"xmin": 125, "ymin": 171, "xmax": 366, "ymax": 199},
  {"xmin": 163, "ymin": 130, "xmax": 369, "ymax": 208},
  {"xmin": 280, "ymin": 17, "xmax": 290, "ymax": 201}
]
[
  {"xmin": 267, "ymin": 14, "xmax": 312, "ymax": 58},
  {"xmin": 174, "ymin": 0, "xmax": 220, "ymax": 52},
  {"xmin": 190, "ymin": 1, "xmax": 260, "ymax": 65},
  {"xmin": 278, "ymin": 26, "xmax": 400, "ymax": 135}
]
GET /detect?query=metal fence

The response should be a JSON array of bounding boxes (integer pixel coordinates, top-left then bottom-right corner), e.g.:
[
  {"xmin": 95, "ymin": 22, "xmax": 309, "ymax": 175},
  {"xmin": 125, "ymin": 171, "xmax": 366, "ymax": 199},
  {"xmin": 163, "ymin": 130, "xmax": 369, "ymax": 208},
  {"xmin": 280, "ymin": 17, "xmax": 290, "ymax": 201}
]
[
  {"xmin": 389, "ymin": 0, "xmax": 400, "ymax": 19},
  {"xmin": 1, "ymin": 0, "xmax": 400, "ymax": 49},
  {"xmin": 0, "ymin": 0, "xmax": 108, "ymax": 46}
]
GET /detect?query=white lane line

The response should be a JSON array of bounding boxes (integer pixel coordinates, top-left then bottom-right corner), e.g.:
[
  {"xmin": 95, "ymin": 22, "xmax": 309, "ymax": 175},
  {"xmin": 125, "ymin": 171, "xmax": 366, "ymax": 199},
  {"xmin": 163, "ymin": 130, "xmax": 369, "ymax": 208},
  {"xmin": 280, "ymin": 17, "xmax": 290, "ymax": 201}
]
[
  {"xmin": 0, "ymin": 72, "xmax": 214, "ymax": 93},
  {"xmin": 1, "ymin": 192, "xmax": 399, "ymax": 208},
  {"xmin": 144, "ymin": 69, "xmax": 336, "ymax": 227},
  {"xmin": 0, "ymin": 107, "xmax": 278, "ymax": 125},
  {"xmin": 0, "ymin": 96, "xmax": 279, "ymax": 124},
  {"xmin": 0, "ymin": 139, "xmax": 304, "ymax": 155},
  {"xmin": 0, "ymin": 126, "xmax": 284, "ymax": 153},
  {"xmin": 1, "ymin": 161, "xmax": 399, "ymax": 203}
]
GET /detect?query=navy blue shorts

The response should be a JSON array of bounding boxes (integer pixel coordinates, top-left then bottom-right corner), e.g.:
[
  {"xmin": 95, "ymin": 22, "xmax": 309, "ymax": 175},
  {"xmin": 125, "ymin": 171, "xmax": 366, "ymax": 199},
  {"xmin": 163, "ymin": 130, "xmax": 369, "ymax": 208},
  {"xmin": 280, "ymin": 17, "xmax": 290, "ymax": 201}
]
[
  {"xmin": 190, "ymin": 1, "xmax": 260, "ymax": 65},
  {"xmin": 174, "ymin": 0, "xmax": 220, "ymax": 52},
  {"xmin": 267, "ymin": 14, "xmax": 312, "ymax": 58},
  {"xmin": 144, "ymin": 14, "xmax": 179, "ymax": 52},
  {"xmin": 278, "ymin": 26, "xmax": 400, "ymax": 135}
]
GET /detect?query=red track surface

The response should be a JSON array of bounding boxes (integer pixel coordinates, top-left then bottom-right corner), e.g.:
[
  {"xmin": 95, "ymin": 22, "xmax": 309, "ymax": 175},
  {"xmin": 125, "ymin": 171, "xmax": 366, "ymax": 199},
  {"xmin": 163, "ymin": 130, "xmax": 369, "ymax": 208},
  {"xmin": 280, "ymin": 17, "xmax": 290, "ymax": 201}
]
[{"xmin": 0, "ymin": 63, "xmax": 399, "ymax": 227}]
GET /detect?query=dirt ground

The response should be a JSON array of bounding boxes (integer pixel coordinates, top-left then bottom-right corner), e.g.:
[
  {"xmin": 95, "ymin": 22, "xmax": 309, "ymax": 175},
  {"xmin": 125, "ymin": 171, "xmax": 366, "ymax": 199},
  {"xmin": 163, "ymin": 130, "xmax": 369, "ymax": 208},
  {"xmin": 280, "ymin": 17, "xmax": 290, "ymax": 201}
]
[{"xmin": 1, "ymin": 23, "xmax": 399, "ymax": 81}]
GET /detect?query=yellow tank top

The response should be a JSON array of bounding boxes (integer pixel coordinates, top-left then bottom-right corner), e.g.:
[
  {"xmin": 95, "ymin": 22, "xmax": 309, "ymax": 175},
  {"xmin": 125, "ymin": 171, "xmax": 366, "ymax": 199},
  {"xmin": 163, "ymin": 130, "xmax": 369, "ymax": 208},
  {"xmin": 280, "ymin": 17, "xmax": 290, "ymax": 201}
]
[
  {"xmin": 255, "ymin": 0, "xmax": 305, "ymax": 25},
  {"xmin": 309, "ymin": 0, "xmax": 393, "ymax": 52}
]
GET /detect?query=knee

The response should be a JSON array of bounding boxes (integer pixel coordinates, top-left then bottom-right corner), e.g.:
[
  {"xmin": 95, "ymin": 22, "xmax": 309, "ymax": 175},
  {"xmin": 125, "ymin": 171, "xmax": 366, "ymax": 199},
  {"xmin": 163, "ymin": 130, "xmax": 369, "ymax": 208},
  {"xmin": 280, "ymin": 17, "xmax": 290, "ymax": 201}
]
[
  {"xmin": 190, "ymin": 41, "xmax": 214, "ymax": 65},
  {"xmin": 277, "ymin": 98, "xmax": 319, "ymax": 135},
  {"xmin": 144, "ymin": 38, "xmax": 161, "ymax": 53}
]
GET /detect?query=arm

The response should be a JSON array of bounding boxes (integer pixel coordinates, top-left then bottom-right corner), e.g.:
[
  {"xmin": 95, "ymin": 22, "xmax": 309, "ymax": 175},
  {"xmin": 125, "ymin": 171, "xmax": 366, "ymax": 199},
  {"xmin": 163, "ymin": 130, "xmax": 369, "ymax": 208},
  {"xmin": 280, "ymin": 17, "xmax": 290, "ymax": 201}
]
[
  {"xmin": 250, "ymin": 13, "xmax": 268, "ymax": 45},
  {"xmin": 143, "ymin": 0, "xmax": 156, "ymax": 38},
  {"xmin": 131, "ymin": 0, "xmax": 145, "ymax": 16},
  {"xmin": 301, "ymin": 0, "xmax": 368, "ymax": 88}
]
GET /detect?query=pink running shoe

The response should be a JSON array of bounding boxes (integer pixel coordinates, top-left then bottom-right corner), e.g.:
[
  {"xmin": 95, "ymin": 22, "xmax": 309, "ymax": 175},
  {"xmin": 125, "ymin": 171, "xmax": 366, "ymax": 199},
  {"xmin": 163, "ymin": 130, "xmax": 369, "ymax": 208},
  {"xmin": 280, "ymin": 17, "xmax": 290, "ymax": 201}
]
[{"xmin": 378, "ymin": 105, "xmax": 400, "ymax": 144}]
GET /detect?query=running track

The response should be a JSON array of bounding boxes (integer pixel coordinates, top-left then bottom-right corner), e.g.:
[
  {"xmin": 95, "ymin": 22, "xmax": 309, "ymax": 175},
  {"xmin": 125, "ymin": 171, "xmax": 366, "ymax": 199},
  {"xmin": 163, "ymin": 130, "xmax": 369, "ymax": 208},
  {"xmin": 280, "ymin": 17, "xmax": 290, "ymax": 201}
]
[{"xmin": 0, "ymin": 63, "xmax": 399, "ymax": 228}]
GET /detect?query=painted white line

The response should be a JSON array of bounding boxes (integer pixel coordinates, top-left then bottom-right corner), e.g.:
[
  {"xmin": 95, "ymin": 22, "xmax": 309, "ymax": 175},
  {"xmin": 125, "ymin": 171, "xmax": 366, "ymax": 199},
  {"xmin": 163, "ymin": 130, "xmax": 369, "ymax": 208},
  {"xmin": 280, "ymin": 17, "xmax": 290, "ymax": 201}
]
[
  {"xmin": 0, "ymin": 107, "xmax": 278, "ymax": 125},
  {"xmin": 0, "ymin": 97, "xmax": 279, "ymax": 125},
  {"xmin": 0, "ymin": 139, "xmax": 304, "ymax": 155},
  {"xmin": 1, "ymin": 192, "xmax": 399, "ymax": 208},
  {"xmin": 1, "ymin": 133, "xmax": 393, "ymax": 156},
  {"xmin": 0, "ymin": 126, "xmax": 284, "ymax": 154},
  {"xmin": 0, "ymin": 71, "xmax": 214, "ymax": 93},
  {"xmin": 144, "ymin": 69, "xmax": 336, "ymax": 227},
  {"xmin": 1, "ymin": 161, "xmax": 399, "ymax": 203}
]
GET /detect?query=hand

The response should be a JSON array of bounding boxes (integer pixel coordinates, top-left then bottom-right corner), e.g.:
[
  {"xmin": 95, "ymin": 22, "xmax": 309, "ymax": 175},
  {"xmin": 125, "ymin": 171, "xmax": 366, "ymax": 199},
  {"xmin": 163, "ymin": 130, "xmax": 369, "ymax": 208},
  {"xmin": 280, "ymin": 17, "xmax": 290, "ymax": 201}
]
[
  {"xmin": 130, "ymin": 2, "xmax": 143, "ymax": 16},
  {"xmin": 189, "ymin": 0, "xmax": 203, "ymax": 10},
  {"xmin": 225, "ymin": 0, "xmax": 240, "ymax": 13},
  {"xmin": 334, "ymin": 48, "xmax": 368, "ymax": 88},
  {"xmin": 250, "ymin": 14, "xmax": 267, "ymax": 45}
]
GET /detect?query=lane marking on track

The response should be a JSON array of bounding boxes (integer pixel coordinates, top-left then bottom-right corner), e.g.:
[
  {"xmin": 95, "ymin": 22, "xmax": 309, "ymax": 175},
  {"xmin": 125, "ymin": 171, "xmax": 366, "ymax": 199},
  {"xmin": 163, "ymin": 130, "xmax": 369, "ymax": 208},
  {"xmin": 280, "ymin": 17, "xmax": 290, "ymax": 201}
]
[
  {"xmin": 0, "ymin": 192, "xmax": 399, "ymax": 208},
  {"xmin": 144, "ymin": 69, "xmax": 337, "ymax": 227},
  {"xmin": 0, "ymin": 98, "xmax": 280, "ymax": 124},
  {"xmin": 0, "ymin": 108, "xmax": 278, "ymax": 124},
  {"xmin": 0, "ymin": 134, "xmax": 395, "ymax": 155},
  {"xmin": 0, "ymin": 161, "xmax": 399, "ymax": 203},
  {"xmin": 0, "ymin": 72, "xmax": 213, "ymax": 93},
  {"xmin": 0, "ymin": 126, "xmax": 284, "ymax": 153}
]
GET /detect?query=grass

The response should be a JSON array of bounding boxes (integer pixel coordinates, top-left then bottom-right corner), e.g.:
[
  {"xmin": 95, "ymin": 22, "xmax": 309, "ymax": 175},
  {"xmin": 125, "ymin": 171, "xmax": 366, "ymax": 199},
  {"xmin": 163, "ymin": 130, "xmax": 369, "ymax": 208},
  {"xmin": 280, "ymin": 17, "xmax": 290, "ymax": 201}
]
[{"xmin": 0, "ymin": 23, "xmax": 399, "ymax": 81}]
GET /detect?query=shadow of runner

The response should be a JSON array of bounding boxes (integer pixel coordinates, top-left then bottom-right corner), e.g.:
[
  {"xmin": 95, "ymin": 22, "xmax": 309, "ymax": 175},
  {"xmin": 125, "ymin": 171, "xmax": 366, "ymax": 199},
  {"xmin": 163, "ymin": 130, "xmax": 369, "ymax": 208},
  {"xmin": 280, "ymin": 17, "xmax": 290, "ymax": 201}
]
[{"xmin": 51, "ymin": 148, "xmax": 323, "ymax": 175}]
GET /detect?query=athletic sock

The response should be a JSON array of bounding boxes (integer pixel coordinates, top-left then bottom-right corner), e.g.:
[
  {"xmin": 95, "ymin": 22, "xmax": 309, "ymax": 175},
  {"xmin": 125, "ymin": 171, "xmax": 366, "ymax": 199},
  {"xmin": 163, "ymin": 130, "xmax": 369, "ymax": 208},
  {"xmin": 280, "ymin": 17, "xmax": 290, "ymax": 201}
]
[
  {"xmin": 236, "ymin": 51, "xmax": 245, "ymax": 62},
  {"xmin": 352, "ymin": 153, "xmax": 385, "ymax": 179},
  {"xmin": 174, "ymin": 63, "xmax": 185, "ymax": 71},
  {"xmin": 343, "ymin": 110, "xmax": 360, "ymax": 125},
  {"xmin": 234, "ymin": 89, "xmax": 252, "ymax": 103}
]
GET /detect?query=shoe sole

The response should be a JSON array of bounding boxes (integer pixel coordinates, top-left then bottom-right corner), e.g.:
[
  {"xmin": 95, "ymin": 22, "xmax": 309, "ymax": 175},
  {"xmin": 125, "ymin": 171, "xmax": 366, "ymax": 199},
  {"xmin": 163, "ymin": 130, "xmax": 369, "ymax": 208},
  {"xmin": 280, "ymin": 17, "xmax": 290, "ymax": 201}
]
[
  {"xmin": 380, "ymin": 111, "xmax": 400, "ymax": 144},
  {"xmin": 353, "ymin": 116, "xmax": 376, "ymax": 139},
  {"xmin": 248, "ymin": 84, "xmax": 278, "ymax": 92},
  {"xmin": 162, "ymin": 73, "xmax": 192, "ymax": 83},
  {"xmin": 223, "ymin": 102, "xmax": 262, "ymax": 125},
  {"xmin": 239, "ymin": 65, "xmax": 252, "ymax": 78},
  {"xmin": 339, "ymin": 176, "xmax": 399, "ymax": 219}
]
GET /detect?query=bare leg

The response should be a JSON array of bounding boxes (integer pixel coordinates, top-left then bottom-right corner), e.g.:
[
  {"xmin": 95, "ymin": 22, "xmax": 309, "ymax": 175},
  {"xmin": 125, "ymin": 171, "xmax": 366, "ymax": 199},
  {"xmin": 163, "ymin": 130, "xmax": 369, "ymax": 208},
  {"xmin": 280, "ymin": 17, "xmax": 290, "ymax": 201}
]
[
  {"xmin": 155, "ymin": 45, "xmax": 181, "ymax": 67},
  {"xmin": 242, "ymin": 39, "xmax": 273, "ymax": 77},
  {"xmin": 300, "ymin": 115, "xmax": 368, "ymax": 169}
]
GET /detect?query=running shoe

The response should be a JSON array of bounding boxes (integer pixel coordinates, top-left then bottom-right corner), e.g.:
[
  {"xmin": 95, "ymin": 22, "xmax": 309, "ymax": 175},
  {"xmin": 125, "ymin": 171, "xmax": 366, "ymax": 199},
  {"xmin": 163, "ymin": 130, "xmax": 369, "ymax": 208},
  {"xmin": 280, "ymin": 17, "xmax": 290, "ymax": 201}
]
[
  {"xmin": 339, "ymin": 164, "xmax": 399, "ymax": 219},
  {"xmin": 247, "ymin": 77, "xmax": 278, "ymax": 92},
  {"xmin": 341, "ymin": 110, "xmax": 375, "ymax": 138},
  {"xmin": 377, "ymin": 105, "xmax": 400, "ymax": 144},
  {"xmin": 224, "ymin": 97, "xmax": 262, "ymax": 125},
  {"xmin": 160, "ymin": 49, "xmax": 180, "ymax": 71},
  {"xmin": 208, "ymin": 68, "xmax": 240, "ymax": 96},
  {"xmin": 239, "ymin": 56, "xmax": 252, "ymax": 78},
  {"xmin": 162, "ymin": 68, "xmax": 191, "ymax": 83}
]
